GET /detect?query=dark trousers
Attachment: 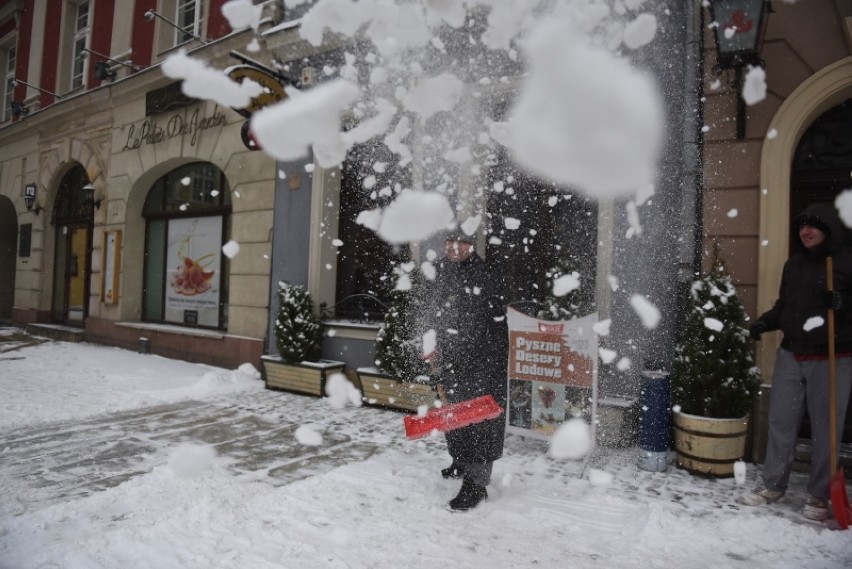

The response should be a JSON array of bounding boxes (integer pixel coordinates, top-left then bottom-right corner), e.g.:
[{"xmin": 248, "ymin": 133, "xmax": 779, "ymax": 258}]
[{"xmin": 762, "ymin": 349, "xmax": 852, "ymax": 499}]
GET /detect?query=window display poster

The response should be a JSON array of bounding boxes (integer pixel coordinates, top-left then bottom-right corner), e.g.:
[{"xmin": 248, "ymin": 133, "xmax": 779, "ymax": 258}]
[
  {"xmin": 165, "ymin": 217, "xmax": 221, "ymax": 327},
  {"xmin": 506, "ymin": 307, "xmax": 598, "ymax": 441}
]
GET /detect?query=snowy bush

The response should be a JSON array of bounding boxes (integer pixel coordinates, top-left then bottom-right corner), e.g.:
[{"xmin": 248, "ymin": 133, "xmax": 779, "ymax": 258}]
[
  {"xmin": 374, "ymin": 274, "xmax": 425, "ymax": 380},
  {"xmin": 672, "ymin": 247, "xmax": 761, "ymax": 419},
  {"xmin": 274, "ymin": 281, "xmax": 323, "ymax": 364}
]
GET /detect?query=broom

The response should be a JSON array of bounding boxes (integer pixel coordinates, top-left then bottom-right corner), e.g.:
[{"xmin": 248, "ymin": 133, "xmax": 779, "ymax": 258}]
[{"xmin": 826, "ymin": 256, "xmax": 851, "ymax": 529}]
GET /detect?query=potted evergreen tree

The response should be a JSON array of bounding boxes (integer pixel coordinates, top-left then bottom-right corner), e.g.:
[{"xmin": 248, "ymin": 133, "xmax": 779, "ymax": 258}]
[
  {"xmin": 358, "ymin": 272, "xmax": 436, "ymax": 411},
  {"xmin": 262, "ymin": 281, "xmax": 344, "ymax": 396},
  {"xmin": 671, "ymin": 246, "xmax": 762, "ymax": 477}
]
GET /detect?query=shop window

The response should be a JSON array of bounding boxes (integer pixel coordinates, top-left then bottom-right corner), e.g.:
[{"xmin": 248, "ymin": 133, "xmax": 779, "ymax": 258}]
[
  {"xmin": 142, "ymin": 162, "xmax": 231, "ymax": 329},
  {"xmin": 332, "ymin": 142, "xmax": 410, "ymax": 320},
  {"xmin": 483, "ymin": 101, "xmax": 598, "ymax": 312},
  {"xmin": 485, "ymin": 160, "xmax": 598, "ymax": 310},
  {"xmin": 69, "ymin": 0, "xmax": 90, "ymax": 91},
  {"xmin": 1, "ymin": 43, "xmax": 15, "ymax": 123}
]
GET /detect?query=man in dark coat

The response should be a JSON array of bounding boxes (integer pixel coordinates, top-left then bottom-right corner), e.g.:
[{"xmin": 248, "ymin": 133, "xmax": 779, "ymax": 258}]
[
  {"xmin": 740, "ymin": 203, "xmax": 852, "ymax": 522},
  {"xmin": 424, "ymin": 232, "xmax": 508, "ymax": 511}
]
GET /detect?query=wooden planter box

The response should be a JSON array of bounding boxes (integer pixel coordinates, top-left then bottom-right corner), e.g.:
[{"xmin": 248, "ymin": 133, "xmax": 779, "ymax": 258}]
[
  {"xmin": 673, "ymin": 411, "xmax": 749, "ymax": 478},
  {"xmin": 357, "ymin": 367, "xmax": 437, "ymax": 412},
  {"xmin": 261, "ymin": 355, "xmax": 345, "ymax": 397}
]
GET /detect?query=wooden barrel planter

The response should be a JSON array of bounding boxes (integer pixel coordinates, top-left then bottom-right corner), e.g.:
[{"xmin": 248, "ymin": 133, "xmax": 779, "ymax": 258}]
[{"xmin": 673, "ymin": 412, "xmax": 749, "ymax": 477}]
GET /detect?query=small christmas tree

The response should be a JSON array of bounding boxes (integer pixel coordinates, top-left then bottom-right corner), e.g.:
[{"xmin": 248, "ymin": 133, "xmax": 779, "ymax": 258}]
[
  {"xmin": 274, "ymin": 281, "xmax": 322, "ymax": 364},
  {"xmin": 374, "ymin": 272, "xmax": 424, "ymax": 380},
  {"xmin": 672, "ymin": 246, "xmax": 761, "ymax": 419}
]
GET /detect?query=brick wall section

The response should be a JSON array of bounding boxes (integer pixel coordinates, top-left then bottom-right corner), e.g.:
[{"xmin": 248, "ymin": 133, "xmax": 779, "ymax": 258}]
[{"xmin": 85, "ymin": 317, "xmax": 264, "ymax": 371}]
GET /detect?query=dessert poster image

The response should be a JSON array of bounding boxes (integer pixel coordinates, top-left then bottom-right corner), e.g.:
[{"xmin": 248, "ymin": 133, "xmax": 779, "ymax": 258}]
[
  {"xmin": 506, "ymin": 307, "xmax": 598, "ymax": 441},
  {"xmin": 165, "ymin": 217, "xmax": 222, "ymax": 326}
]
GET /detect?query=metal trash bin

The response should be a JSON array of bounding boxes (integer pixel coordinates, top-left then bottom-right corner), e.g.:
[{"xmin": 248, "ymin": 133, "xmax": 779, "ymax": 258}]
[
  {"xmin": 138, "ymin": 337, "xmax": 151, "ymax": 355},
  {"xmin": 637, "ymin": 368, "xmax": 671, "ymax": 472}
]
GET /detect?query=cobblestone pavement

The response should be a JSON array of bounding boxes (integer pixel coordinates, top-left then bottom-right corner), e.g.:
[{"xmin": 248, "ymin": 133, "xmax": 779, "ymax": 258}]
[
  {"xmin": 3, "ymin": 383, "xmax": 848, "ymax": 531},
  {"xmin": 0, "ymin": 391, "xmax": 401, "ymax": 514}
]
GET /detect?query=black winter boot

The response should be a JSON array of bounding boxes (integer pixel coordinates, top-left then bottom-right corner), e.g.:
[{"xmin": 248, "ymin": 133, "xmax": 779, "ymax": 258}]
[
  {"xmin": 448, "ymin": 478, "xmax": 488, "ymax": 511},
  {"xmin": 441, "ymin": 462, "xmax": 464, "ymax": 479}
]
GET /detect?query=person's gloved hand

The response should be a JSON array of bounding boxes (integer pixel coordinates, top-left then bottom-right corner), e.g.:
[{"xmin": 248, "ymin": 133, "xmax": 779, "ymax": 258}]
[
  {"xmin": 822, "ymin": 291, "xmax": 844, "ymax": 313},
  {"xmin": 749, "ymin": 321, "xmax": 767, "ymax": 341}
]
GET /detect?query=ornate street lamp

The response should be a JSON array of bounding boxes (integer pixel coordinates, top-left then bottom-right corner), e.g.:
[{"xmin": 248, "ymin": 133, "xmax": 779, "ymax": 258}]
[
  {"xmin": 23, "ymin": 183, "xmax": 40, "ymax": 215},
  {"xmin": 709, "ymin": 0, "xmax": 772, "ymax": 138},
  {"xmin": 82, "ymin": 182, "xmax": 101, "ymax": 210}
]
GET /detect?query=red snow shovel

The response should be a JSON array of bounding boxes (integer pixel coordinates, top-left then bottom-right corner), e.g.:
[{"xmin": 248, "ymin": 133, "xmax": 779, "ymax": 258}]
[
  {"xmin": 826, "ymin": 256, "xmax": 851, "ymax": 529},
  {"xmin": 403, "ymin": 395, "xmax": 504, "ymax": 440}
]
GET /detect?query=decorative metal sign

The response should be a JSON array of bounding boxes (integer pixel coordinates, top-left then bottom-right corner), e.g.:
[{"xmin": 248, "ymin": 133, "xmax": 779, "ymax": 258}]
[{"xmin": 225, "ymin": 64, "xmax": 288, "ymax": 117}]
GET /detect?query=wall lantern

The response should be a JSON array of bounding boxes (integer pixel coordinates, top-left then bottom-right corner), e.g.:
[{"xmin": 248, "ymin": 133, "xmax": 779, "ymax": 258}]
[
  {"xmin": 82, "ymin": 182, "xmax": 101, "ymax": 210},
  {"xmin": 94, "ymin": 61, "xmax": 116, "ymax": 81},
  {"xmin": 23, "ymin": 183, "xmax": 40, "ymax": 215},
  {"xmin": 709, "ymin": 0, "xmax": 772, "ymax": 138},
  {"xmin": 11, "ymin": 101, "xmax": 29, "ymax": 116}
]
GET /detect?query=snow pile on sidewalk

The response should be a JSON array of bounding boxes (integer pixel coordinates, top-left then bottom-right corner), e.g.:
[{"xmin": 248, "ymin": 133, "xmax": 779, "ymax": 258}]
[{"xmin": 0, "ymin": 341, "xmax": 263, "ymax": 429}]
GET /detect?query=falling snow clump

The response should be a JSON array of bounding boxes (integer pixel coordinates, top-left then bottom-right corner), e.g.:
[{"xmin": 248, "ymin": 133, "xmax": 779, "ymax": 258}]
[{"xmin": 549, "ymin": 418, "xmax": 592, "ymax": 459}]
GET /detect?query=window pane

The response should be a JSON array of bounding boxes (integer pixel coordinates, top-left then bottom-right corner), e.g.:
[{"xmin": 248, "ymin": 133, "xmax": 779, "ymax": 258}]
[
  {"xmin": 3, "ymin": 48, "xmax": 15, "ymax": 122},
  {"xmin": 71, "ymin": 2, "xmax": 89, "ymax": 90},
  {"xmin": 71, "ymin": 37, "xmax": 86, "ymax": 89},
  {"xmin": 143, "ymin": 163, "xmax": 229, "ymax": 216},
  {"xmin": 176, "ymin": 0, "xmax": 202, "ymax": 44},
  {"xmin": 143, "ymin": 219, "xmax": 166, "ymax": 321},
  {"xmin": 76, "ymin": 2, "xmax": 89, "ymax": 32}
]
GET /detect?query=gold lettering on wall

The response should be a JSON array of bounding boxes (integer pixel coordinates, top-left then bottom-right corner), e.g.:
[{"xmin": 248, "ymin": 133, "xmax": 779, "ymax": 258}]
[{"xmin": 121, "ymin": 105, "xmax": 227, "ymax": 152}]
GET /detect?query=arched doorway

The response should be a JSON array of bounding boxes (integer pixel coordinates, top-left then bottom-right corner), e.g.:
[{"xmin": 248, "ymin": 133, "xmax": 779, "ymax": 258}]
[
  {"xmin": 0, "ymin": 195, "xmax": 17, "ymax": 321},
  {"xmin": 51, "ymin": 165, "xmax": 94, "ymax": 327},
  {"xmin": 789, "ymin": 98, "xmax": 852, "ymax": 250},
  {"xmin": 757, "ymin": 56, "xmax": 852, "ymax": 377},
  {"xmin": 789, "ymin": 99, "xmax": 852, "ymax": 444}
]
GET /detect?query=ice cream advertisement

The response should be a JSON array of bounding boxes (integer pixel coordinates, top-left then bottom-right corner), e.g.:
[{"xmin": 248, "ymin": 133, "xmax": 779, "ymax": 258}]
[
  {"xmin": 506, "ymin": 307, "xmax": 598, "ymax": 440},
  {"xmin": 165, "ymin": 217, "xmax": 222, "ymax": 327}
]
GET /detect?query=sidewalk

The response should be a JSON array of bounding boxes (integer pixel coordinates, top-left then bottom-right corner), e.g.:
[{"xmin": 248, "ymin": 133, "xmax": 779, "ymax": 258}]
[
  {"xmin": 0, "ymin": 383, "xmax": 836, "ymax": 524},
  {"xmin": 1, "ymin": 333, "xmax": 851, "ymax": 568},
  {"xmin": 1, "ymin": 392, "xmax": 391, "ymax": 512}
]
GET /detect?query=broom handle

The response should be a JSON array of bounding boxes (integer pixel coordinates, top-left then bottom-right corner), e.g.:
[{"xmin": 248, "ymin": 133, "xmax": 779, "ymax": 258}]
[{"xmin": 827, "ymin": 256, "xmax": 838, "ymax": 471}]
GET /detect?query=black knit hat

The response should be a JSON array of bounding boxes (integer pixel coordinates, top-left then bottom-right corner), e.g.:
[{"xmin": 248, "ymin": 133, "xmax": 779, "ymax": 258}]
[
  {"xmin": 445, "ymin": 231, "xmax": 475, "ymax": 244},
  {"xmin": 793, "ymin": 213, "xmax": 831, "ymax": 236}
]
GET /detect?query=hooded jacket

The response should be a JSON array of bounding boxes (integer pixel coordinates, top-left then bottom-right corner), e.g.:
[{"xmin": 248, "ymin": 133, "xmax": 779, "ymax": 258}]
[{"xmin": 755, "ymin": 203, "xmax": 852, "ymax": 355}]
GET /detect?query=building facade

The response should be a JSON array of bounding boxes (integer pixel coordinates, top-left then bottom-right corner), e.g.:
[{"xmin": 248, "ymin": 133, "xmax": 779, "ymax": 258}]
[
  {"xmin": 0, "ymin": 0, "xmax": 288, "ymax": 369},
  {"xmin": 702, "ymin": 0, "xmax": 852, "ymax": 453},
  {"xmin": 6, "ymin": 0, "xmax": 845, "ymax": 459}
]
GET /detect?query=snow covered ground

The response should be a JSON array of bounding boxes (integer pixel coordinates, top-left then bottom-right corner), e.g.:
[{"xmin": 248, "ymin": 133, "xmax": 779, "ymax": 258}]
[{"xmin": 1, "ymin": 331, "xmax": 850, "ymax": 568}]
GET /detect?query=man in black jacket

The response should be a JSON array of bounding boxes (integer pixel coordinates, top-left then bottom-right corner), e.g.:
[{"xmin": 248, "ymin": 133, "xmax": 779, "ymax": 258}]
[
  {"xmin": 424, "ymin": 232, "xmax": 508, "ymax": 511},
  {"xmin": 739, "ymin": 203, "xmax": 852, "ymax": 521}
]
